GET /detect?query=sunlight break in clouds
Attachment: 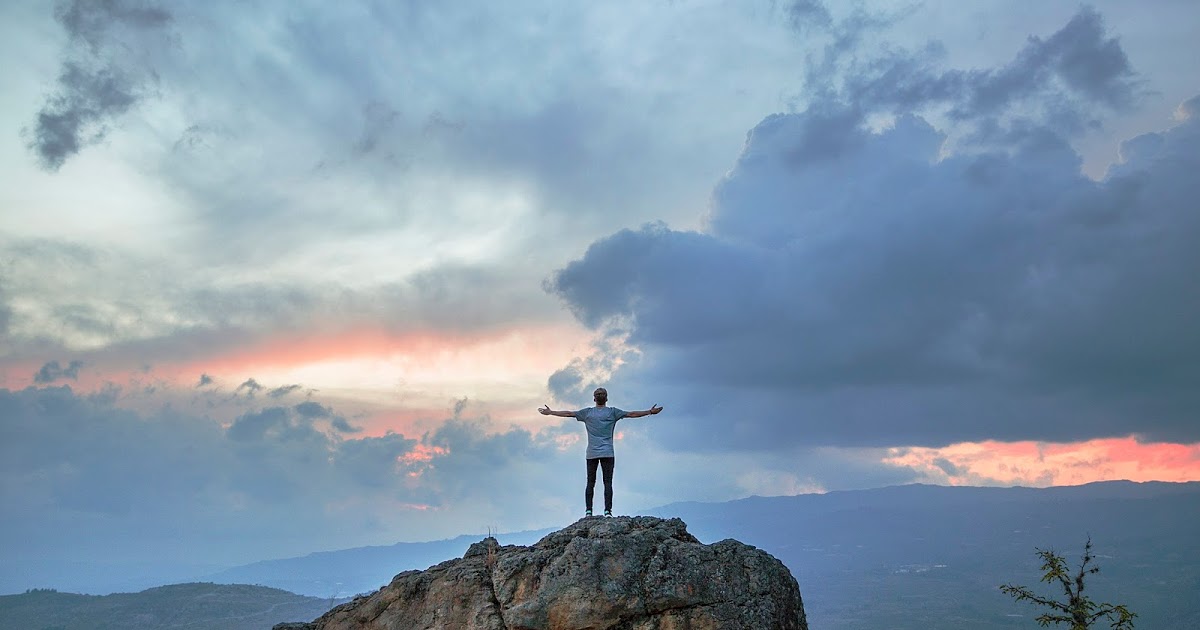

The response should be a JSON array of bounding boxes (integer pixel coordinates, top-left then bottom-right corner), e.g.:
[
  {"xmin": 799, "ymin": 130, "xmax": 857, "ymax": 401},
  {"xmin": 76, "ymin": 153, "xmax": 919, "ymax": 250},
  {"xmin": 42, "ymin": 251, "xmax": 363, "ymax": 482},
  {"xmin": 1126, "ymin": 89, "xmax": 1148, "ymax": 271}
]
[
  {"xmin": 885, "ymin": 438, "xmax": 1200, "ymax": 487},
  {"xmin": 175, "ymin": 324, "xmax": 587, "ymax": 395}
]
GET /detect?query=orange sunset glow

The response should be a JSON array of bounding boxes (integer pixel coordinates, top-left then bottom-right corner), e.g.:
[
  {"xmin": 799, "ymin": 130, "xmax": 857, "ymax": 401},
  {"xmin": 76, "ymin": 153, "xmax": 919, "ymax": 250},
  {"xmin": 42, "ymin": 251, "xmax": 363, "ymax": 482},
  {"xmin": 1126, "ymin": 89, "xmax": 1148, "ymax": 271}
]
[
  {"xmin": 885, "ymin": 437, "xmax": 1200, "ymax": 486},
  {"xmin": 173, "ymin": 323, "xmax": 588, "ymax": 391}
]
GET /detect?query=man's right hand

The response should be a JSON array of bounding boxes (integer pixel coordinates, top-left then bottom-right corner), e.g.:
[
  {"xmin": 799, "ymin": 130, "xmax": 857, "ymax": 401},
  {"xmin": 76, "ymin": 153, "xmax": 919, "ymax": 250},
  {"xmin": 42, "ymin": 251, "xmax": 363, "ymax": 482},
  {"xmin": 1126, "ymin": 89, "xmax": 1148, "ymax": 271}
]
[{"xmin": 538, "ymin": 405, "xmax": 552, "ymax": 415}]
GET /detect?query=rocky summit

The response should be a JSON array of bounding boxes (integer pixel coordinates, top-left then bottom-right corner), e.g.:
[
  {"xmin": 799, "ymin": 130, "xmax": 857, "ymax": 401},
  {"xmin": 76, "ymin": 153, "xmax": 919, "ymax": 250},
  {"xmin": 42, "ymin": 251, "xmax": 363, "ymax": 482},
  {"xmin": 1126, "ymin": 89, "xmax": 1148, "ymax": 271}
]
[{"xmin": 274, "ymin": 515, "xmax": 807, "ymax": 630}]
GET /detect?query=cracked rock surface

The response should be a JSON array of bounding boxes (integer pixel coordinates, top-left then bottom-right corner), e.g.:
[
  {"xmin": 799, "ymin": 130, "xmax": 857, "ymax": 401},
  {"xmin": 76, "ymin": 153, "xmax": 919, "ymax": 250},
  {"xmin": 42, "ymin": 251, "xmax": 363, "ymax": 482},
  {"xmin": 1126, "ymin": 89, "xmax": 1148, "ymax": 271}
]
[{"xmin": 275, "ymin": 516, "xmax": 807, "ymax": 630}]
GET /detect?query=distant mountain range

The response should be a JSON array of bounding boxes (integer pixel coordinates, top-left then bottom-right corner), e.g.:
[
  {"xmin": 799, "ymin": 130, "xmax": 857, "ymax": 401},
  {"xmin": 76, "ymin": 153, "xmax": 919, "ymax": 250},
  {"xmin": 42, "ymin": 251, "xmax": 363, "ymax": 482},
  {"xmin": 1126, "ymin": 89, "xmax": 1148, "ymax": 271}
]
[
  {"xmin": 5, "ymin": 481, "xmax": 1196, "ymax": 630},
  {"xmin": 0, "ymin": 583, "xmax": 348, "ymax": 630},
  {"xmin": 209, "ymin": 480, "xmax": 1200, "ymax": 630},
  {"xmin": 645, "ymin": 480, "xmax": 1200, "ymax": 629},
  {"xmin": 205, "ymin": 528, "xmax": 553, "ymax": 598}
]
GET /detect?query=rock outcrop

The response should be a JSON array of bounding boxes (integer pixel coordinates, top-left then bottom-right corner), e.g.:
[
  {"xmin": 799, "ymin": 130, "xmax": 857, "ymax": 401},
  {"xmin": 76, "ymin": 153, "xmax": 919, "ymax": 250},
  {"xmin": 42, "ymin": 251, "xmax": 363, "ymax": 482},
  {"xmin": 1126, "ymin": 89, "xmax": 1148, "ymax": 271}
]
[{"xmin": 275, "ymin": 515, "xmax": 807, "ymax": 630}]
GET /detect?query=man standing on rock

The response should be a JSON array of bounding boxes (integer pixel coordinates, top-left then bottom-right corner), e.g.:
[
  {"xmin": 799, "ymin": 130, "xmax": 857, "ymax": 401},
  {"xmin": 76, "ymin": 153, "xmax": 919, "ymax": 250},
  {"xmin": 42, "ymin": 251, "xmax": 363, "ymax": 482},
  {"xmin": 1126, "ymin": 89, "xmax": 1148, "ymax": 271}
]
[{"xmin": 539, "ymin": 388, "xmax": 663, "ymax": 518}]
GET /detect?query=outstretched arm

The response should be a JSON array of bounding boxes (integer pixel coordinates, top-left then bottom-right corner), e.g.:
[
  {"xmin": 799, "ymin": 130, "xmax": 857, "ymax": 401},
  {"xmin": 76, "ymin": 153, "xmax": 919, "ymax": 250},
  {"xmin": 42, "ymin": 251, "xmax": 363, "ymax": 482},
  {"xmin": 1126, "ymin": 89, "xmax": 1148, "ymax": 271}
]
[
  {"xmin": 538, "ymin": 405, "xmax": 575, "ymax": 418},
  {"xmin": 625, "ymin": 404, "xmax": 664, "ymax": 418}
]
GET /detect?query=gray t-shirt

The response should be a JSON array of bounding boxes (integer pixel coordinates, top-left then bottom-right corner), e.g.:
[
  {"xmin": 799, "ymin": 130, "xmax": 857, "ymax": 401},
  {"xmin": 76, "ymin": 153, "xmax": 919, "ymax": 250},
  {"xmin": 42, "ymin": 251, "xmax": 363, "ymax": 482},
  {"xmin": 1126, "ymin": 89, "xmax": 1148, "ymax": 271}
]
[{"xmin": 575, "ymin": 406, "xmax": 628, "ymax": 459}]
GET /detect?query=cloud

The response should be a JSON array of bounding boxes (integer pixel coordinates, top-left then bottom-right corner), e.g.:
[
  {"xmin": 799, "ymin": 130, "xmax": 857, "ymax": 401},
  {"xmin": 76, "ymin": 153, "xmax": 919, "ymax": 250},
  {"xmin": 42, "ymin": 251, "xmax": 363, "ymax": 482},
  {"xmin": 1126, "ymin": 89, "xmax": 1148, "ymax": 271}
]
[
  {"xmin": 28, "ymin": 0, "xmax": 173, "ymax": 170},
  {"xmin": 0, "ymin": 236, "xmax": 566, "ymax": 368},
  {"xmin": 415, "ymin": 419, "xmax": 575, "ymax": 506},
  {"xmin": 0, "ymin": 387, "xmax": 484, "ymax": 580},
  {"xmin": 548, "ymin": 11, "xmax": 1200, "ymax": 449},
  {"xmin": 293, "ymin": 401, "xmax": 332, "ymax": 419},
  {"xmin": 54, "ymin": 0, "xmax": 171, "ymax": 51},
  {"xmin": 2, "ymin": 1, "xmax": 827, "ymax": 364},
  {"xmin": 0, "ymin": 282, "xmax": 12, "ymax": 337},
  {"xmin": 17, "ymin": 0, "xmax": 823, "ymax": 270},
  {"xmin": 234, "ymin": 378, "xmax": 262, "ymax": 397},
  {"xmin": 932, "ymin": 457, "xmax": 965, "ymax": 477},
  {"xmin": 267, "ymin": 384, "xmax": 302, "ymax": 398},
  {"xmin": 6, "ymin": 376, "xmax": 1161, "ymax": 594},
  {"xmin": 33, "ymin": 360, "xmax": 84, "ymax": 384},
  {"xmin": 330, "ymin": 416, "xmax": 362, "ymax": 434},
  {"xmin": 196, "ymin": 373, "xmax": 213, "ymax": 387},
  {"xmin": 291, "ymin": 401, "xmax": 362, "ymax": 433},
  {"xmin": 29, "ymin": 62, "xmax": 141, "ymax": 170},
  {"xmin": 801, "ymin": 6, "xmax": 1139, "ymax": 146},
  {"xmin": 922, "ymin": 7, "xmax": 1135, "ymax": 119},
  {"xmin": 786, "ymin": 0, "xmax": 832, "ymax": 32},
  {"xmin": 1180, "ymin": 95, "xmax": 1200, "ymax": 120},
  {"xmin": 353, "ymin": 101, "xmax": 401, "ymax": 156},
  {"xmin": 226, "ymin": 406, "xmax": 310, "ymax": 443},
  {"xmin": 886, "ymin": 437, "xmax": 1200, "ymax": 487},
  {"xmin": 0, "ymin": 384, "xmax": 667, "ymax": 591}
]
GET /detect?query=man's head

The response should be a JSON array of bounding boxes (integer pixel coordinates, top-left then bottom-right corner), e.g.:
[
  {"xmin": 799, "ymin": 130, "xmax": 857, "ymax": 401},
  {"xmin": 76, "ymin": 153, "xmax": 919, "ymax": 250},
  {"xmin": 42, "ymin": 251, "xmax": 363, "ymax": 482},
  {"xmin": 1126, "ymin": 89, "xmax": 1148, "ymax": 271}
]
[{"xmin": 593, "ymin": 387, "xmax": 608, "ymax": 406}]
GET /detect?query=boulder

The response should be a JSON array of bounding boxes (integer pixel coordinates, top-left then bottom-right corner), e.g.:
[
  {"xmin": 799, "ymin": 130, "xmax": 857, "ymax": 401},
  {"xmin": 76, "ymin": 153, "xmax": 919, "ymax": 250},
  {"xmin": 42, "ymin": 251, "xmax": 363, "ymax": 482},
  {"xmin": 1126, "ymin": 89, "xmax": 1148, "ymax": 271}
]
[{"xmin": 275, "ymin": 515, "xmax": 807, "ymax": 630}]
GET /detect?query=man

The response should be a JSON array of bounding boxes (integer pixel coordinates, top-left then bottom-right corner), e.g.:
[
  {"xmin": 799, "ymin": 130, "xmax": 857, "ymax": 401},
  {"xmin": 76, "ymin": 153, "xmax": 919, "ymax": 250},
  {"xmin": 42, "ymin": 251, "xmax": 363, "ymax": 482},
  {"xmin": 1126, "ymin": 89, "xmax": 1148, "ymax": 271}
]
[{"xmin": 539, "ymin": 388, "xmax": 663, "ymax": 517}]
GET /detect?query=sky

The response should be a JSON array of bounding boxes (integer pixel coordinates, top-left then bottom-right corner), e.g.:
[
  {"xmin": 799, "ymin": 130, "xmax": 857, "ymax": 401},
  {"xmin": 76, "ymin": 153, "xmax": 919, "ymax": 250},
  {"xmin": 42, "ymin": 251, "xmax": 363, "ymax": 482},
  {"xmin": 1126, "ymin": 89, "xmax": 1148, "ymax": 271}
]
[{"xmin": 2, "ymin": 0, "xmax": 1199, "ymax": 594}]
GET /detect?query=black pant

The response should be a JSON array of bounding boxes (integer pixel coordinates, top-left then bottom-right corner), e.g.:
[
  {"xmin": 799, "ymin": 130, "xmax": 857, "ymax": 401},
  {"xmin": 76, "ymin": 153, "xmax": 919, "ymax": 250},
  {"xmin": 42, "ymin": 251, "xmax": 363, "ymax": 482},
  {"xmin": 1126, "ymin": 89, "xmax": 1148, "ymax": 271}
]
[{"xmin": 585, "ymin": 457, "xmax": 615, "ymax": 512}]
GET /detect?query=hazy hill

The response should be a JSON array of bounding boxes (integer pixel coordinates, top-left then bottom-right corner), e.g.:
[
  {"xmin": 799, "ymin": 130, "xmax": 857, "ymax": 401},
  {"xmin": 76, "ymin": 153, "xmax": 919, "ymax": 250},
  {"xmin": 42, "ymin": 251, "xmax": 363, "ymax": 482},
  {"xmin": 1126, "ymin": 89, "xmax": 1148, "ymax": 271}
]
[
  {"xmin": 645, "ymin": 481, "xmax": 1200, "ymax": 629},
  {"xmin": 11, "ymin": 482, "xmax": 1194, "ymax": 630},
  {"xmin": 214, "ymin": 480, "xmax": 1200, "ymax": 629},
  {"xmin": 0, "ymin": 583, "xmax": 347, "ymax": 630},
  {"xmin": 206, "ymin": 529, "xmax": 553, "ymax": 597}
]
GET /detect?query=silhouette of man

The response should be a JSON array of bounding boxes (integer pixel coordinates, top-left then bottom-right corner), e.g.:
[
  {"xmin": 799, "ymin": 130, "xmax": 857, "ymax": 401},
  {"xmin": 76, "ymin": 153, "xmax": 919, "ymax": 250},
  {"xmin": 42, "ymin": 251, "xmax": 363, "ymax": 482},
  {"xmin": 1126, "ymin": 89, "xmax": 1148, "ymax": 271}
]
[{"xmin": 540, "ymin": 387, "xmax": 663, "ymax": 517}]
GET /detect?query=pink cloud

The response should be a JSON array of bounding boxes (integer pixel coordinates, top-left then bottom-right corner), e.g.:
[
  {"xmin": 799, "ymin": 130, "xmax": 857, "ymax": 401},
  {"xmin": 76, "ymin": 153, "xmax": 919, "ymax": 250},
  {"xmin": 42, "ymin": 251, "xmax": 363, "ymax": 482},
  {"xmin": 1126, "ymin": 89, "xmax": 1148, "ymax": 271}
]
[
  {"xmin": 399, "ymin": 443, "xmax": 450, "ymax": 465},
  {"xmin": 885, "ymin": 437, "xmax": 1200, "ymax": 486}
]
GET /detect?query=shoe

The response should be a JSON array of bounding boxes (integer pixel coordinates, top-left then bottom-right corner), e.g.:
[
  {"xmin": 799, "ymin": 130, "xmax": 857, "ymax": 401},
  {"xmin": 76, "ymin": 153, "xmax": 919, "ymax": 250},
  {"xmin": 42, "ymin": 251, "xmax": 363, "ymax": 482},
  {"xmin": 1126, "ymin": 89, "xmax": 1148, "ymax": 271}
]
[
  {"xmin": 604, "ymin": 510, "xmax": 612, "ymax": 517},
  {"xmin": 585, "ymin": 509, "xmax": 593, "ymax": 517}
]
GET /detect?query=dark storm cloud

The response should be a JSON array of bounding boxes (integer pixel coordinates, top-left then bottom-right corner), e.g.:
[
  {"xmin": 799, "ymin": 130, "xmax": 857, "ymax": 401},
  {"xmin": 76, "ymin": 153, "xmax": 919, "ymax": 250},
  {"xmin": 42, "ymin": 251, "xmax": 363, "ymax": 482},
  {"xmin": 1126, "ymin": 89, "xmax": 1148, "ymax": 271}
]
[
  {"xmin": 549, "ymin": 10, "xmax": 1200, "ymax": 449},
  {"xmin": 55, "ymin": 0, "xmax": 171, "ymax": 50},
  {"xmin": 874, "ymin": 8, "xmax": 1133, "ymax": 117},
  {"xmin": 554, "ymin": 102, "xmax": 1200, "ymax": 447},
  {"xmin": 28, "ymin": 0, "xmax": 172, "ymax": 170},
  {"xmin": 993, "ymin": 7, "xmax": 1136, "ymax": 110},
  {"xmin": 801, "ymin": 6, "xmax": 1138, "ymax": 143},
  {"xmin": 33, "ymin": 360, "xmax": 84, "ymax": 384},
  {"xmin": 30, "ymin": 62, "xmax": 140, "ymax": 170}
]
